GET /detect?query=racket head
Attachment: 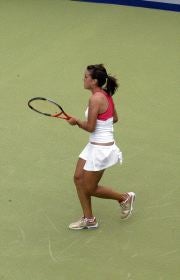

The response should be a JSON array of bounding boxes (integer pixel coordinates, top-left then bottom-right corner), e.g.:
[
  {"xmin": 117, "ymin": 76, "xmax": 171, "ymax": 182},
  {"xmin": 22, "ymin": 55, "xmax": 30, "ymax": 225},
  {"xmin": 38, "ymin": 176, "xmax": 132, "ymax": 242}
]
[{"xmin": 28, "ymin": 97, "xmax": 70, "ymax": 119}]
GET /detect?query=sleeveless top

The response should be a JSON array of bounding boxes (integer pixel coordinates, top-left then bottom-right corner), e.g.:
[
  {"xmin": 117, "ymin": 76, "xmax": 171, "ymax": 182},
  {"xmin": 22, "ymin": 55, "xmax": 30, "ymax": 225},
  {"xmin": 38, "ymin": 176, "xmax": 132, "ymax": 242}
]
[{"xmin": 86, "ymin": 91, "xmax": 114, "ymax": 143}]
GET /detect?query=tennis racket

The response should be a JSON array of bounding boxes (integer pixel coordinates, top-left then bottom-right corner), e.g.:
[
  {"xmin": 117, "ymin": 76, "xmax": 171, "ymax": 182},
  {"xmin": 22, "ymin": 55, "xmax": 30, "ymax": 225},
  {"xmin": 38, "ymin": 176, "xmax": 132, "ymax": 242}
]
[{"xmin": 28, "ymin": 97, "xmax": 71, "ymax": 120}]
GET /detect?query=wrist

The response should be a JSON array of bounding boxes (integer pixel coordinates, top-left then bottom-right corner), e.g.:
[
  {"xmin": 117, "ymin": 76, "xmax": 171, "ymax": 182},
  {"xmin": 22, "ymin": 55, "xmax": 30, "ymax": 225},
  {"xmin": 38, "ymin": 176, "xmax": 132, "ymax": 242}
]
[{"xmin": 76, "ymin": 119, "xmax": 81, "ymax": 127}]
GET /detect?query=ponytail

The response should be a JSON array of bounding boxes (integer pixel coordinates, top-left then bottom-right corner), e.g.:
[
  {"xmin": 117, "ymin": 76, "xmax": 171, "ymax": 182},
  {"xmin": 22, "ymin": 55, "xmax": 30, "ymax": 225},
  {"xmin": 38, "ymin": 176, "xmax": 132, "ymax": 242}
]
[
  {"xmin": 87, "ymin": 64, "xmax": 119, "ymax": 96},
  {"xmin": 104, "ymin": 75, "xmax": 118, "ymax": 96}
]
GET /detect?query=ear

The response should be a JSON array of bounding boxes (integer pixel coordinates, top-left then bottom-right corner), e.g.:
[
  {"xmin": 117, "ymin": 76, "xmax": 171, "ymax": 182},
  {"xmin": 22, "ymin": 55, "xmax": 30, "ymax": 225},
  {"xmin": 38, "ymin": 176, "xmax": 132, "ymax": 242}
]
[{"xmin": 93, "ymin": 78, "xmax": 98, "ymax": 86}]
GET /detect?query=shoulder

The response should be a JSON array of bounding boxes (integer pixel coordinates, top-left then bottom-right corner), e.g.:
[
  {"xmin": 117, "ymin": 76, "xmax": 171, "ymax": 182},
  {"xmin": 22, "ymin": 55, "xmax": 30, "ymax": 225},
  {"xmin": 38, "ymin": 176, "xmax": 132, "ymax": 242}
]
[
  {"xmin": 88, "ymin": 94, "xmax": 102, "ymax": 114},
  {"xmin": 90, "ymin": 91, "xmax": 108, "ymax": 103},
  {"xmin": 89, "ymin": 92, "xmax": 103, "ymax": 104}
]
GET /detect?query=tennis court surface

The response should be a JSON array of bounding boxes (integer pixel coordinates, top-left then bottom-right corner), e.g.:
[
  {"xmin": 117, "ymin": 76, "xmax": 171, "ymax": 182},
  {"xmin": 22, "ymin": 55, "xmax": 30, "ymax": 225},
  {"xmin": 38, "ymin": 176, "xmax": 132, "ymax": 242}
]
[{"xmin": 0, "ymin": 1, "xmax": 179, "ymax": 279}]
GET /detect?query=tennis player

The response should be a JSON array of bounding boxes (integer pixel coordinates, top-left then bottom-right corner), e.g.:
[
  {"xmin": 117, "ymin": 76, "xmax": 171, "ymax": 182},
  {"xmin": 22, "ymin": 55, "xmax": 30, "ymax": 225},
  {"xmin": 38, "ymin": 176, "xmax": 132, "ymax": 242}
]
[{"xmin": 67, "ymin": 64, "xmax": 135, "ymax": 230}]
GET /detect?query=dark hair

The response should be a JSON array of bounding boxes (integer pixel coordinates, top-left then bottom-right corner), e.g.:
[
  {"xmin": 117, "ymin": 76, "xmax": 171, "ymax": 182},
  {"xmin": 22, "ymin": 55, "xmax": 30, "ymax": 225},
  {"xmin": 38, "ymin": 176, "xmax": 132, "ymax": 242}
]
[{"xmin": 87, "ymin": 64, "xmax": 118, "ymax": 96}]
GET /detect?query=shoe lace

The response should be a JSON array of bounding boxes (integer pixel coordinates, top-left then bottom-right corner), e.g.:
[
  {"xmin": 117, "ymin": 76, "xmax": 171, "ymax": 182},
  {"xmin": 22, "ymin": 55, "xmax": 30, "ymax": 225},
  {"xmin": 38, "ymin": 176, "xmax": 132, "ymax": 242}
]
[
  {"xmin": 84, "ymin": 217, "xmax": 95, "ymax": 223},
  {"xmin": 120, "ymin": 195, "xmax": 130, "ymax": 209}
]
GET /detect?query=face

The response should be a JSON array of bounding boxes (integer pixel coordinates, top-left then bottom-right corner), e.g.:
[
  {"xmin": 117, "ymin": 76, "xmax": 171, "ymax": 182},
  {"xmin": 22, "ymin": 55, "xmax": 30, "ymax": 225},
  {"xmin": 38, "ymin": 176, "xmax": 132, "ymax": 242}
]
[{"xmin": 83, "ymin": 70, "xmax": 95, "ymax": 89}]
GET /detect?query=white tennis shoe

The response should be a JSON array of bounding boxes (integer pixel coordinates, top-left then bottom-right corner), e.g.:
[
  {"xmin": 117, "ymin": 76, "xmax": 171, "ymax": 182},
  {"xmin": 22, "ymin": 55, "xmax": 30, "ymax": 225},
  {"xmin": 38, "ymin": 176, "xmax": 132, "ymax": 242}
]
[
  {"xmin": 69, "ymin": 217, "xmax": 98, "ymax": 230},
  {"xmin": 119, "ymin": 192, "xmax": 136, "ymax": 219}
]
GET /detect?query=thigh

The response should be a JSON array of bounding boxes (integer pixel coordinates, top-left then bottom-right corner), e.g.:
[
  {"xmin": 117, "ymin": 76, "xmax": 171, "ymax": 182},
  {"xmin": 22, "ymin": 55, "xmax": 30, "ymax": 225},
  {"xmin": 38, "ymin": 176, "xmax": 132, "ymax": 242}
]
[
  {"xmin": 74, "ymin": 159, "xmax": 105, "ymax": 193},
  {"xmin": 83, "ymin": 169, "xmax": 105, "ymax": 193},
  {"xmin": 74, "ymin": 158, "xmax": 86, "ymax": 179}
]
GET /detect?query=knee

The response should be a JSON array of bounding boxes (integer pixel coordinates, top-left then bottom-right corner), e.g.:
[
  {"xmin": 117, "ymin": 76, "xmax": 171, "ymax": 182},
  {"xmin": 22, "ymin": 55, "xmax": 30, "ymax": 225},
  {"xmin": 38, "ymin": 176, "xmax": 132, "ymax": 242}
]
[
  {"xmin": 74, "ymin": 173, "xmax": 83, "ymax": 186},
  {"xmin": 73, "ymin": 174, "xmax": 93, "ymax": 195}
]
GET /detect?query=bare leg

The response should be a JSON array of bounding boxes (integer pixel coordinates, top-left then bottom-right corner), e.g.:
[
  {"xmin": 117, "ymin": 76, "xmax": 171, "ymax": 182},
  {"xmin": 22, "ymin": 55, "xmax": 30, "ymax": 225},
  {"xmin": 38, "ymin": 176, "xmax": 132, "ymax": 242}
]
[
  {"xmin": 73, "ymin": 158, "xmax": 128, "ymax": 218},
  {"xmin": 93, "ymin": 185, "xmax": 128, "ymax": 202},
  {"xmin": 73, "ymin": 159, "xmax": 93, "ymax": 218}
]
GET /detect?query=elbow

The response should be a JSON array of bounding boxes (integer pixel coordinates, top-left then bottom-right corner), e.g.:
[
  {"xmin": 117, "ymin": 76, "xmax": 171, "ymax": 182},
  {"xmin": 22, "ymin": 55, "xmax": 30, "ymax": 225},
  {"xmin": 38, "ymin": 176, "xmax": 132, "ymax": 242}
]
[
  {"xmin": 86, "ymin": 124, "xmax": 96, "ymax": 133},
  {"xmin": 113, "ymin": 117, "xmax": 118, "ymax": 124},
  {"xmin": 87, "ymin": 127, "xmax": 95, "ymax": 133}
]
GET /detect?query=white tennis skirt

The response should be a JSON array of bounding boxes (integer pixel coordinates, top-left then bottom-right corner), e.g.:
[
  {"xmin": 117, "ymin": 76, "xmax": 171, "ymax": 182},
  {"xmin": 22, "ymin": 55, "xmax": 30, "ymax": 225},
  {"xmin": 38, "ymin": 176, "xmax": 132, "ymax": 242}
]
[{"xmin": 79, "ymin": 142, "xmax": 123, "ymax": 171}]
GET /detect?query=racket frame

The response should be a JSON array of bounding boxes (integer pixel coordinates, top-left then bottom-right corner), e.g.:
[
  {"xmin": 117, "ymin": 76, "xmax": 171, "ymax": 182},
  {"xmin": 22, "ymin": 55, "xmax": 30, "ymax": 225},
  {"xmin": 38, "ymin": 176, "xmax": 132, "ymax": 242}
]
[{"xmin": 28, "ymin": 97, "xmax": 70, "ymax": 120}]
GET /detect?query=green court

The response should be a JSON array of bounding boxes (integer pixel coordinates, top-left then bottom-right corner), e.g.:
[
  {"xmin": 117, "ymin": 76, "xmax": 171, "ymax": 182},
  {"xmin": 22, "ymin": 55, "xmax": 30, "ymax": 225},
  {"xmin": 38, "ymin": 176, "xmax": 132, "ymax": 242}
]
[{"xmin": 0, "ymin": 0, "xmax": 179, "ymax": 279}]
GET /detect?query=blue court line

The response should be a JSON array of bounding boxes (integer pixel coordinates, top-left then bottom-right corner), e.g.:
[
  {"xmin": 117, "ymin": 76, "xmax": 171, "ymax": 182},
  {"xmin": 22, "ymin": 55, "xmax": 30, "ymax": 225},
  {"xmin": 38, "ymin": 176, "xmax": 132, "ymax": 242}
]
[{"xmin": 71, "ymin": 0, "xmax": 180, "ymax": 12}]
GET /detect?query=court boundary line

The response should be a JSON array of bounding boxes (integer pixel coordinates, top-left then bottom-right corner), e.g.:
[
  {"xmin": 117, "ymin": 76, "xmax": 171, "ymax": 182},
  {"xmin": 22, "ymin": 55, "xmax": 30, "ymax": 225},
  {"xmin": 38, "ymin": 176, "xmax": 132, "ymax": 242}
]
[{"xmin": 71, "ymin": 0, "xmax": 180, "ymax": 12}]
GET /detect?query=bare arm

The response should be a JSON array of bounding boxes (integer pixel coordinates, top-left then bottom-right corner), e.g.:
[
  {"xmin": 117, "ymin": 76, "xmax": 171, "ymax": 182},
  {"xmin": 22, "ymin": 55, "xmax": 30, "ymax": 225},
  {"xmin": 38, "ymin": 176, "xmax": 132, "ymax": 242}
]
[
  {"xmin": 67, "ymin": 95, "xmax": 101, "ymax": 132},
  {"xmin": 67, "ymin": 94, "xmax": 118, "ymax": 129}
]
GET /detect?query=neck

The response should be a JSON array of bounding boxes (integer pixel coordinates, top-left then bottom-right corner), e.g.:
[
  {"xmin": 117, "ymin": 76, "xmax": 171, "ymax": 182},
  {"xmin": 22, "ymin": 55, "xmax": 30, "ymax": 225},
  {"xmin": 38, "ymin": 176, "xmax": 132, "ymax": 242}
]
[{"xmin": 91, "ymin": 86, "xmax": 102, "ymax": 94}]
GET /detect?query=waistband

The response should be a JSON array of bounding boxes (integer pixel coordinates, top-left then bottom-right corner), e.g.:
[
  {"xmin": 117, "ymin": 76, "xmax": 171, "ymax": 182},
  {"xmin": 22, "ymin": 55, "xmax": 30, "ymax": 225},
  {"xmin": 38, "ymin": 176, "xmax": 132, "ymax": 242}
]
[{"xmin": 90, "ymin": 141, "xmax": 114, "ymax": 146}]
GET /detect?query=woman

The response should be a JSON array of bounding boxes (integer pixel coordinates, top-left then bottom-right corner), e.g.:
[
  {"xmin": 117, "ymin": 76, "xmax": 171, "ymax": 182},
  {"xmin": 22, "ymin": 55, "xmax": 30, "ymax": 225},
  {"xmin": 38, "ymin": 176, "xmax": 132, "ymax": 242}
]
[{"xmin": 67, "ymin": 64, "xmax": 135, "ymax": 230}]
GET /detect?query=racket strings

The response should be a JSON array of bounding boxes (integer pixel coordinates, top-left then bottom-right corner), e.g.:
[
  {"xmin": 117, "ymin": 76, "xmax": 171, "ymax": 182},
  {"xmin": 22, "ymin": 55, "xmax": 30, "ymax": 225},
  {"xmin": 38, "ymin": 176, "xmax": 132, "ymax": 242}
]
[{"xmin": 29, "ymin": 99, "xmax": 61, "ymax": 116}]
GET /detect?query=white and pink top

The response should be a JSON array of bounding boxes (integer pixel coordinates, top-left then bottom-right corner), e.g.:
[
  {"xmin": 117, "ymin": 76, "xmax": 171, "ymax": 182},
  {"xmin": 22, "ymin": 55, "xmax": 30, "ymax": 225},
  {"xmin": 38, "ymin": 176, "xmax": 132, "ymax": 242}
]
[{"xmin": 85, "ymin": 91, "xmax": 115, "ymax": 143}]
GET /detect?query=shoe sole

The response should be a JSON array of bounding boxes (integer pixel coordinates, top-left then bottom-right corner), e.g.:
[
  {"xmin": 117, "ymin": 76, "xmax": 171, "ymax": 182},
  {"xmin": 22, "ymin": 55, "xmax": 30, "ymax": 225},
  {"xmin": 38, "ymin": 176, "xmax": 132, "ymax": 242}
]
[
  {"xmin": 69, "ymin": 223, "xmax": 99, "ymax": 230},
  {"xmin": 121, "ymin": 192, "xmax": 136, "ymax": 220}
]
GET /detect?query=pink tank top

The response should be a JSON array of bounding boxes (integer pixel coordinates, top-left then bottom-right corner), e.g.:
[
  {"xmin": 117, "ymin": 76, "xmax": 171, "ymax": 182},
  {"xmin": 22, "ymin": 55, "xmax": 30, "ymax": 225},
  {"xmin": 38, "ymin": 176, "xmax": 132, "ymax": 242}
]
[{"xmin": 96, "ymin": 91, "xmax": 114, "ymax": 121}]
